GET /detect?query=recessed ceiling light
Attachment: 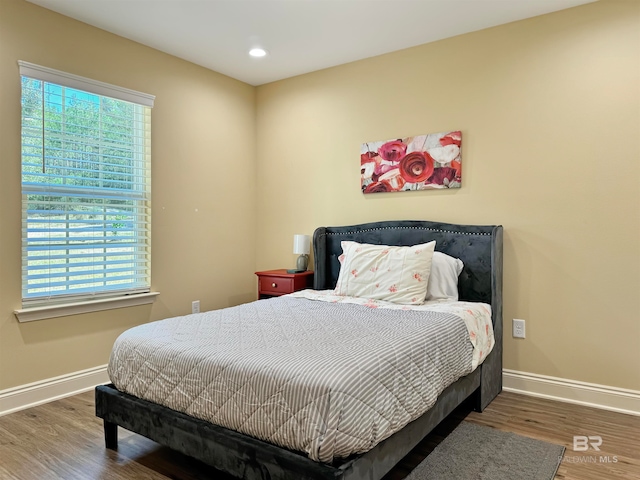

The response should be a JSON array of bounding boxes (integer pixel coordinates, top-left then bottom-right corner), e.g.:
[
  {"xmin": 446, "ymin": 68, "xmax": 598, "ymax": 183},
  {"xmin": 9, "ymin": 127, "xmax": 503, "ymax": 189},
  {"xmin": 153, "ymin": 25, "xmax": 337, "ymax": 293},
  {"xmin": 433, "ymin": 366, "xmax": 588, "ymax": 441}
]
[{"xmin": 249, "ymin": 48, "xmax": 268, "ymax": 58}]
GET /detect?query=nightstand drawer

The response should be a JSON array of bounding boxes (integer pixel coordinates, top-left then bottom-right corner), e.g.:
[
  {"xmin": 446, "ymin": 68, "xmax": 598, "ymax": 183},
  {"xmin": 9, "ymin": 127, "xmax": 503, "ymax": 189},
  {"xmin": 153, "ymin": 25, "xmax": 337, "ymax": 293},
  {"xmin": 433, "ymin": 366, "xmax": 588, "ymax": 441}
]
[
  {"xmin": 259, "ymin": 276, "xmax": 295, "ymax": 296},
  {"xmin": 255, "ymin": 269, "xmax": 314, "ymax": 299}
]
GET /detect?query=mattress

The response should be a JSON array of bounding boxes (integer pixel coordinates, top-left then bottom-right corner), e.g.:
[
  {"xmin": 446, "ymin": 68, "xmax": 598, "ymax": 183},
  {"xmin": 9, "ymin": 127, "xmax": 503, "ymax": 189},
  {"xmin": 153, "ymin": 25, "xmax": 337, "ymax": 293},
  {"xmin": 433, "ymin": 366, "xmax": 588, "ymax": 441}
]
[{"xmin": 107, "ymin": 293, "xmax": 493, "ymax": 463}]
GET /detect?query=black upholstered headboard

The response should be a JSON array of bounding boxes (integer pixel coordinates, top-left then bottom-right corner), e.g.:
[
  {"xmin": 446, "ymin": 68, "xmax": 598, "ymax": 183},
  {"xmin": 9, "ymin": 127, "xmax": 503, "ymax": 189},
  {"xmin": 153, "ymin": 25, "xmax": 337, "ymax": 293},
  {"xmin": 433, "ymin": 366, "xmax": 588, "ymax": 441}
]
[{"xmin": 312, "ymin": 220, "xmax": 503, "ymax": 324}]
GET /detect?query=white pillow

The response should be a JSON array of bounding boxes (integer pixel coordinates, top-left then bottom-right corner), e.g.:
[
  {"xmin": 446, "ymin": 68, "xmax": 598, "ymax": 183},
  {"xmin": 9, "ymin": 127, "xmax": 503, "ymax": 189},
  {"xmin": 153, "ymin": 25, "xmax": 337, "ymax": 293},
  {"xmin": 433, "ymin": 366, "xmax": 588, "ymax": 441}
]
[
  {"xmin": 425, "ymin": 252, "xmax": 464, "ymax": 301},
  {"xmin": 335, "ymin": 241, "xmax": 435, "ymax": 305}
]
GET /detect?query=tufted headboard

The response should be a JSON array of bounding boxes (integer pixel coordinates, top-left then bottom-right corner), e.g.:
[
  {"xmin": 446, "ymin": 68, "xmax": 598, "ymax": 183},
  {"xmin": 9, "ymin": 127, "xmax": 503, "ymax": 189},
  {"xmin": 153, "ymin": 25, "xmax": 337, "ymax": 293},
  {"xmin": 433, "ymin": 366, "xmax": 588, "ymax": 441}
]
[{"xmin": 312, "ymin": 220, "xmax": 503, "ymax": 326}]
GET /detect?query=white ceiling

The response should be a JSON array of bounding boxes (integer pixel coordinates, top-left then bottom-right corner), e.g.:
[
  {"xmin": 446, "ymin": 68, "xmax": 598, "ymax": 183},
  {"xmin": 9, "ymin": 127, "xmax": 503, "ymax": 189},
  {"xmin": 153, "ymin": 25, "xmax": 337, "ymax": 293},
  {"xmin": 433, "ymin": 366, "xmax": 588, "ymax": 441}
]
[{"xmin": 28, "ymin": 0, "xmax": 596, "ymax": 86}]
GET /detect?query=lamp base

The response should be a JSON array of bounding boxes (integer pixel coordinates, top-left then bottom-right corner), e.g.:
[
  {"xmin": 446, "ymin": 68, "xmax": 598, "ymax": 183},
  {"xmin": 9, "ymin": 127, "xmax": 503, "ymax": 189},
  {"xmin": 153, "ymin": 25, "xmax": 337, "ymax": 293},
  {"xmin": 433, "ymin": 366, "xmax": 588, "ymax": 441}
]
[
  {"xmin": 295, "ymin": 254, "xmax": 309, "ymax": 272},
  {"xmin": 286, "ymin": 269, "xmax": 306, "ymax": 274}
]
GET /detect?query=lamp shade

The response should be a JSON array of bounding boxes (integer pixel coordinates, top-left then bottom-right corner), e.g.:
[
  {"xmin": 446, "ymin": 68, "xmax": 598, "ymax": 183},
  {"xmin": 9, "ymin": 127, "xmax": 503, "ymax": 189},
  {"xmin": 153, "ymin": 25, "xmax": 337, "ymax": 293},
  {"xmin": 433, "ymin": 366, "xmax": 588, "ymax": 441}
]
[{"xmin": 293, "ymin": 234, "xmax": 310, "ymax": 255}]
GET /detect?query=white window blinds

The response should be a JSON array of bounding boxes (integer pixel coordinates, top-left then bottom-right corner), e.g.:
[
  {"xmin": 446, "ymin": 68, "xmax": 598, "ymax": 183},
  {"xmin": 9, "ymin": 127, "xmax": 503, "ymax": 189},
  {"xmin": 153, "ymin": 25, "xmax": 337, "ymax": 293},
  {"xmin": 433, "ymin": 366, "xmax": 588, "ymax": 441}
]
[{"xmin": 19, "ymin": 61, "xmax": 155, "ymax": 307}]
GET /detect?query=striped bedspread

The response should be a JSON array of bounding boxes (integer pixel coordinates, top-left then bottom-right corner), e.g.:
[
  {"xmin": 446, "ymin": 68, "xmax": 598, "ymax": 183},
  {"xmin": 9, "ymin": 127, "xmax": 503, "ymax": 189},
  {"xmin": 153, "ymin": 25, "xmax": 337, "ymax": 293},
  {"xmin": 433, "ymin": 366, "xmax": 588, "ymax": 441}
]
[{"xmin": 108, "ymin": 295, "xmax": 488, "ymax": 462}]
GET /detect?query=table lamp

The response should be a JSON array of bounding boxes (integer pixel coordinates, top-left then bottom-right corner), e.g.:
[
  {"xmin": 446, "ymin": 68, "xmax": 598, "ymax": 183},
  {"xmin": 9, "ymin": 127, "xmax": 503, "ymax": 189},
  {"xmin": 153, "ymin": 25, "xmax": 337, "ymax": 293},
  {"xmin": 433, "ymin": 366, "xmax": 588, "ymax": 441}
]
[{"xmin": 288, "ymin": 234, "xmax": 310, "ymax": 273}]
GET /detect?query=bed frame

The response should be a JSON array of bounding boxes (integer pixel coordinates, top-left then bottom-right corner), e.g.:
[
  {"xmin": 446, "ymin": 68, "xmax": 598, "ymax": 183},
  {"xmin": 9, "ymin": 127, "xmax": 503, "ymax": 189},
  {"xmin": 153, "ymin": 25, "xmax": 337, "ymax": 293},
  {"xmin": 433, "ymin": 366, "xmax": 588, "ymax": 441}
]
[{"xmin": 96, "ymin": 219, "xmax": 503, "ymax": 480}]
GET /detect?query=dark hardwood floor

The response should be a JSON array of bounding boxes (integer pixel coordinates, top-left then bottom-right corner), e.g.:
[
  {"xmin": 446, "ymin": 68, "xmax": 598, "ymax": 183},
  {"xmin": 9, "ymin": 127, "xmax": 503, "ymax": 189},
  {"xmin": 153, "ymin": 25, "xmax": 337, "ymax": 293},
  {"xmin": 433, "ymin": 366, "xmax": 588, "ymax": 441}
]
[{"xmin": 0, "ymin": 390, "xmax": 638, "ymax": 479}]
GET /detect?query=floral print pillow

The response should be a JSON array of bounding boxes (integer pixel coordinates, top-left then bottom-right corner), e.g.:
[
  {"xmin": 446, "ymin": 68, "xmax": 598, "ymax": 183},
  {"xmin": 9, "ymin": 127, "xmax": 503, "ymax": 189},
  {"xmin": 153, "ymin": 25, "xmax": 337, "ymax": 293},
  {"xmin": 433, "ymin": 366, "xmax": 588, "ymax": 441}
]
[{"xmin": 334, "ymin": 241, "xmax": 436, "ymax": 305}]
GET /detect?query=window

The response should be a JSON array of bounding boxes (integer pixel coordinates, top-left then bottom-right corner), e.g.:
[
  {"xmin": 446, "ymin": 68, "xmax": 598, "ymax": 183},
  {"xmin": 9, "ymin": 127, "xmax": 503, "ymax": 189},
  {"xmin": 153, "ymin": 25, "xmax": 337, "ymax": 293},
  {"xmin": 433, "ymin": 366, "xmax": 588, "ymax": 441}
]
[{"xmin": 19, "ymin": 62, "xmax": 155, "ymax": 312}]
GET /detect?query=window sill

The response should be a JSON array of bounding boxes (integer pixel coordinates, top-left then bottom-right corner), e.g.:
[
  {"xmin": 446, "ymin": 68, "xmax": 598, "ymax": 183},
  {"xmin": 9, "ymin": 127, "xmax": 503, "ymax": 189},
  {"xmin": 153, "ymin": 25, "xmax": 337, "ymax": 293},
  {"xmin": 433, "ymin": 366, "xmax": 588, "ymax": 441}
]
[{"xmin": 14, "ymin": 292, "xmax": 160, "ymax": 323}]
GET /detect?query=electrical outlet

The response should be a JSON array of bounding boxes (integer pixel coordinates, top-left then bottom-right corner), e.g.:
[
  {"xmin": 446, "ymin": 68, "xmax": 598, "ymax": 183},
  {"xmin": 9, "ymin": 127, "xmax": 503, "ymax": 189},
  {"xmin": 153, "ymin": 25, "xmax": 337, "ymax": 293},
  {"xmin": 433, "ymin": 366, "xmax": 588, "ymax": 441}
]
[
  {"xmin": 191, "ymin": 300, "xmax": 200, "ymax": 314},
  {"xmin": 513, "ymin": 318, "xmax": 526, "ymax": 339}
]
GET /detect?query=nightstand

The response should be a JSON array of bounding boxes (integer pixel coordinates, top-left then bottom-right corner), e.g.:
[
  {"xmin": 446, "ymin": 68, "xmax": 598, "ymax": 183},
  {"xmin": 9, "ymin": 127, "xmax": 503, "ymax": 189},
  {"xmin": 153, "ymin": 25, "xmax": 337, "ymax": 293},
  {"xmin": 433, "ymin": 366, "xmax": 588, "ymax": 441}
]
[{"xmin": 255, "ymin": 269, "xmax": 314, "ymax": 299}]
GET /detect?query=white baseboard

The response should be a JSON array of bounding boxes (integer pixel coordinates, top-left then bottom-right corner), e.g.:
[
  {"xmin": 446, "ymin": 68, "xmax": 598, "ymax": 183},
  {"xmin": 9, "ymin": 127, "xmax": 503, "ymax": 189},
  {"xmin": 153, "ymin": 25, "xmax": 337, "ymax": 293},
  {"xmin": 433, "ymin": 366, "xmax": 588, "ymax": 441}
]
[
  {"xmin": 0, "ymin": 365, "xmax": 109, "ymax": 417},
  {"xmin": 503, "ymin": 369, "xmax": 640, "ymax": 417},
  {"xmin": 1, "ymin": 365, "xmax": 638, "ymax": 418}
]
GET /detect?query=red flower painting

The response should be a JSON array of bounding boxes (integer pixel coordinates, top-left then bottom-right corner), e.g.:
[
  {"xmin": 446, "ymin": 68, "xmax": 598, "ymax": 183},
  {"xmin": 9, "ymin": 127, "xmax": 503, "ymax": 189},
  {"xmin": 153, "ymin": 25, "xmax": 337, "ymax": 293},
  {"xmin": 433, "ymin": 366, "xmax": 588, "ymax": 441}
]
[
  {"xmin": 361, "ymin": 131, "xmax": 462, "ymax": 193},
  {"xmin": 363, "ymin": 180, "xmax": 393, "ymax": 194},
  {"xmin": 399, "ymin": 152, "xmax": 434, "ymax": 183},
  {"xmin": 378, "ymin": 140, "xmax": 407, "ymax": 162}
]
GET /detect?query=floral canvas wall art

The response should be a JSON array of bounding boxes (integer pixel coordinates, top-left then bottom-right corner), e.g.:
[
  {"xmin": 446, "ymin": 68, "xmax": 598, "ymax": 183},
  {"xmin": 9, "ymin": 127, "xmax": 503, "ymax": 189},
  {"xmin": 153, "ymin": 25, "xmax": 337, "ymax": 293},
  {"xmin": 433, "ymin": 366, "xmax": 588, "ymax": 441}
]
[{"xmin": 361, "ymin": 131, "xmax": 462, "ymax": 193}]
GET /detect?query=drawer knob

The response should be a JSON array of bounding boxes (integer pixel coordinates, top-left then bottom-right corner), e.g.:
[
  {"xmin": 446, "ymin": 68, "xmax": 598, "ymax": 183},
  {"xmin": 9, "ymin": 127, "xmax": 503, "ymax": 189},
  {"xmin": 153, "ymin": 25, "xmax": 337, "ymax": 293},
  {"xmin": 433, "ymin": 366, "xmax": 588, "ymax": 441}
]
[{"xmin": 271, "ymin": 283, "xmax": 277, "ymax": 288}]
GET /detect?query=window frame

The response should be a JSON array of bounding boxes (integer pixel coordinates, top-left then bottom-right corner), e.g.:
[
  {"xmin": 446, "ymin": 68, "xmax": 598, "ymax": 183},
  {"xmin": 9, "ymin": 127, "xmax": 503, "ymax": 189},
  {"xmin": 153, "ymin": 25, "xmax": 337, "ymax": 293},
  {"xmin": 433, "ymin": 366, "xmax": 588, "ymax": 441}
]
[{"xmin": 16, "ymin": 61, "xmax": 157, "ymax": 321}]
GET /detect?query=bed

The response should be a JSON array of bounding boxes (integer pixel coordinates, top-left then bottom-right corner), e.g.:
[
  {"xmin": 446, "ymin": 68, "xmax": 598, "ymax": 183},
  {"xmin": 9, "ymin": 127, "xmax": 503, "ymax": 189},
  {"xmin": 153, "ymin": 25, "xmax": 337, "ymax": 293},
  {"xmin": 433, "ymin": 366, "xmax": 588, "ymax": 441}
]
[{"xmin": 96, "ymin": 219, "xmax": 503, "ymax": 480}]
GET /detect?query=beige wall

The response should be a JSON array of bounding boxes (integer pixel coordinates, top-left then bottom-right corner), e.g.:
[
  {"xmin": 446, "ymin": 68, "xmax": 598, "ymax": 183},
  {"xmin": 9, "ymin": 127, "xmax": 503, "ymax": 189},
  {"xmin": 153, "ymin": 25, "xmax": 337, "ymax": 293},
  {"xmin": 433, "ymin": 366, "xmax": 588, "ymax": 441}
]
[
  {"xmin": 256, "ymin": 1, "xmax": 640, "ymax": 390},
  {"xmin": 0, "ymin": 0, "xmax": 257, "ymax": 389},
  {"xmin": 1, "ymin": 0, "xmax": 638, "ymax": 395}
]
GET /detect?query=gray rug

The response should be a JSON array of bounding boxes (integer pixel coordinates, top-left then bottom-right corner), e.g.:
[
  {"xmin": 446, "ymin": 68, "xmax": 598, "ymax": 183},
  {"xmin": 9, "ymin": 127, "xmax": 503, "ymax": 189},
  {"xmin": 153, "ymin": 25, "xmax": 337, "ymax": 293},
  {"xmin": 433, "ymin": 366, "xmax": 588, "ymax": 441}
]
[{"xmin": 406, "ymin": 422, "xmax": 565, "ymax": 480}]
